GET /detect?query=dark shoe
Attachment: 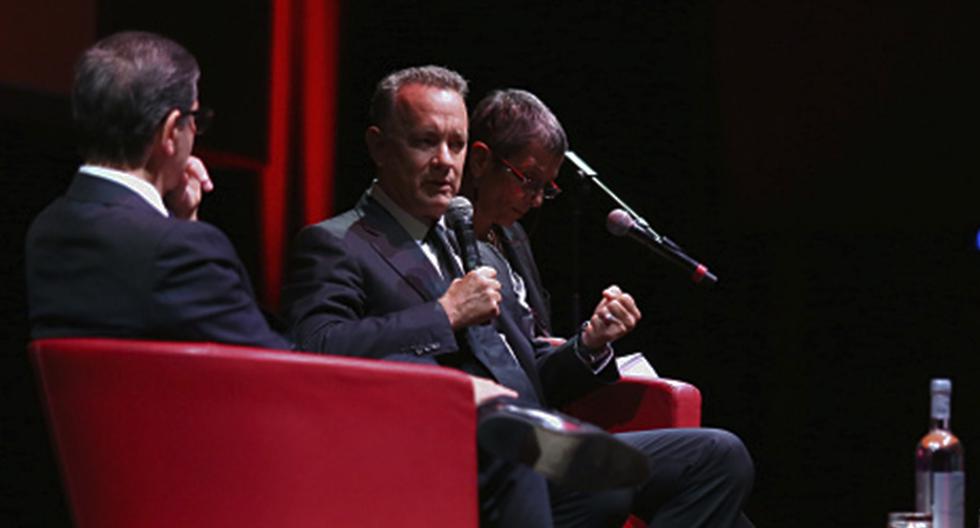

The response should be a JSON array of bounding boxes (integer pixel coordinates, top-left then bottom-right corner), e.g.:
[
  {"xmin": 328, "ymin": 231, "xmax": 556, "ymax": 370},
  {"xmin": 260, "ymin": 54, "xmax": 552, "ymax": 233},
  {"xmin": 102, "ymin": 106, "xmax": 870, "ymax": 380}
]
[{"xmin": 477, "ymin": 398, "xmax": 650, "ymax": 492}]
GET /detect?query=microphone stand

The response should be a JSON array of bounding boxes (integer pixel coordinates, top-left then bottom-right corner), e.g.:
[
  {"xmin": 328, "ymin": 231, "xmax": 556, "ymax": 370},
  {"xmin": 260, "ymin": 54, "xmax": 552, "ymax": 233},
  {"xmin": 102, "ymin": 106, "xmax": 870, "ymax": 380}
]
[
  {"xmin": 564, "ymin": 151, "xmax": 716, "ymax": 285},
  {"xmin": 569, "ymin": 167, "xmax": 587, "ymax": 329},
  {"xmin": 564, "ymin": 151, "xmax": 664, "ymax": 242}
]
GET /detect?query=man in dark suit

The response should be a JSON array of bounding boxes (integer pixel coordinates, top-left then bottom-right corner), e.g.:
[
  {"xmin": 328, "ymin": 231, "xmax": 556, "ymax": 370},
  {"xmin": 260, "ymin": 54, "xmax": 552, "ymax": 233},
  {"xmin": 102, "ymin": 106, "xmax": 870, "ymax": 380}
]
[
  {"xmin": 281, "ymin": 66, "xmax": 753, "ymax": 527},
  {"xmin": 26, "ymin": 31, "xmax": 287, "ymax": 350}
]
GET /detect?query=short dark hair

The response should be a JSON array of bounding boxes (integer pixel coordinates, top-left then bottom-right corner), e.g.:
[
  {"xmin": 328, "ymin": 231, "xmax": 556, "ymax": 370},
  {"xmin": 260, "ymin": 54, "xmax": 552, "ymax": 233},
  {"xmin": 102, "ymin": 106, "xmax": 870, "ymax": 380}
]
[
  {"xmin": 469, "ymin": 89, "xmax": 568, "ymax": 160},
  {"xmin": 369, "ymin": 65, "xmax": 468, "ymax": 127},
  {"xmin": 72, "ymin": 31, "xmax": 200, "ymax": 167}
]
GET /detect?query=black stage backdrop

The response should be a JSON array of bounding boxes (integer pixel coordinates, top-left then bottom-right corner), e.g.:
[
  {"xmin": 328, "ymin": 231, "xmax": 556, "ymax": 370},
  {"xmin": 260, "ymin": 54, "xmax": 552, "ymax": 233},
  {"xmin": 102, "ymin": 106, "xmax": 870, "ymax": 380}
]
[{"xmin": 3, "ymin": 2, "xmax": 980, "ymax": 526}]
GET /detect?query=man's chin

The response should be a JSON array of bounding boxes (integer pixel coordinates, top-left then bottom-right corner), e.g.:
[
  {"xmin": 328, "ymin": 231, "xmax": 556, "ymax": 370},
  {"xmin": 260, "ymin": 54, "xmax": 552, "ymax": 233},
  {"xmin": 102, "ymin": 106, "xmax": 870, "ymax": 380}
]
[
  {"xmin": 505, "ymin": 210, "xmax": 527, "ymax": 225},
  {"xmin": 416, "ymin": 194, "xmax": 452, "ymax": 220}
]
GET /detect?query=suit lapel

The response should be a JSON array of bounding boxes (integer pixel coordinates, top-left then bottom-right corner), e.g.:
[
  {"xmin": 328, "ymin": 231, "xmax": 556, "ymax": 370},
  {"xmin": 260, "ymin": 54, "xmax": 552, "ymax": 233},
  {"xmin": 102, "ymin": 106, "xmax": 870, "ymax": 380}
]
[
  {"xmin": 355, "ymin": 194, "xmax": 447, "ymax": 301},
  {"xmin": 499, "ymin": 224, "xmax": 552, "ymax": 336}
]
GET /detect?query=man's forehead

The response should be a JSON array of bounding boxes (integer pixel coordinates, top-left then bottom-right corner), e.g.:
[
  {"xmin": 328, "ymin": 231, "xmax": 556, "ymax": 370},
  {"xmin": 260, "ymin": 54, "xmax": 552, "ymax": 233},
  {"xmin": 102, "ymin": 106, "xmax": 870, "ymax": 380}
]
[
  {"xmin": 396, "ymin": 82, "xmax": 463, "ymax": 102},
  {"xmin": 392, "ymin": 84, "xmax": 467, "ymax": 123}
]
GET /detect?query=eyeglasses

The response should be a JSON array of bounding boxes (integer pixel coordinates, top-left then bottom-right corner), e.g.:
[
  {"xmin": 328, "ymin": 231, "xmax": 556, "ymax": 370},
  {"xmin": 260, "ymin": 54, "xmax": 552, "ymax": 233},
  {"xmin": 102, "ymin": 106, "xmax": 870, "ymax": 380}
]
[
  {"xmin": 179, "ymin": 106, "xmax": 214, "ymax": 135},
  {"xmin": 489, "ymin": 147, "xmax": 561, "ymax": 200}
]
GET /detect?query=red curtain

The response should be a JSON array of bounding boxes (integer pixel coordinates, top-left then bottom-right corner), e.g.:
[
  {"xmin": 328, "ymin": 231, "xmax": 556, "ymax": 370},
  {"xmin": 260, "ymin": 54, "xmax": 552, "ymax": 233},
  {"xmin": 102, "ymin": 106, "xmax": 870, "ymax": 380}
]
[{"xmin": 261, "ymin": 0, "xmax": 339, "ymax": 307}]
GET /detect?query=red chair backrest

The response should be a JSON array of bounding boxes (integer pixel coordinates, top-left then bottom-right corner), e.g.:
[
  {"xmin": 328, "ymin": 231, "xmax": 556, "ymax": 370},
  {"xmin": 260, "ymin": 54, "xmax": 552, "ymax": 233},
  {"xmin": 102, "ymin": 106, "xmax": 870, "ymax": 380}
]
[{"xmin": 30, "ymin": 338, "xmax": 478, "ymax": 528}]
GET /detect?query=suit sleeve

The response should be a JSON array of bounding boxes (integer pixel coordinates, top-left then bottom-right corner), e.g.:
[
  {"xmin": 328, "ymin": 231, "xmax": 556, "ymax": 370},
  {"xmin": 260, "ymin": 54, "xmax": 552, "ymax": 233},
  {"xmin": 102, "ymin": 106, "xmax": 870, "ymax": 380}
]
[
  {"xmin": 151, "ymin": 221, "xmax": 291, "ymax": 349},
  {"xmin": 280, "ymin": 224, "xmax": 459, "ymax": 359}
]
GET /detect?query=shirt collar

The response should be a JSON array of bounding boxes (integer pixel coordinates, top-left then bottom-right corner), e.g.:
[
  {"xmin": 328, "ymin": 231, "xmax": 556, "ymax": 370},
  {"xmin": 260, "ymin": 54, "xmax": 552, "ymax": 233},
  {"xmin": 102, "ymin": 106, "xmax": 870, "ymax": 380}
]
[
  {"xmin": 369, "ymin": 182, "xmax": 444, "ymax": 242},
  {"xmin": 79, "ymin": 164, "xmax": 169, "ymax": 217}
]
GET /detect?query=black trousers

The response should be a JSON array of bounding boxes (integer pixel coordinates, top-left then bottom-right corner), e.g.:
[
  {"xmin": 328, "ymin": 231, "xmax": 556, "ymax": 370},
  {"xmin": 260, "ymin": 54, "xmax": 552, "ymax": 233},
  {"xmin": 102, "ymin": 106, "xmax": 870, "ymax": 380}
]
[{"xmin": 480, "ymin": 428, "xmax": 755, "ymax": 528}]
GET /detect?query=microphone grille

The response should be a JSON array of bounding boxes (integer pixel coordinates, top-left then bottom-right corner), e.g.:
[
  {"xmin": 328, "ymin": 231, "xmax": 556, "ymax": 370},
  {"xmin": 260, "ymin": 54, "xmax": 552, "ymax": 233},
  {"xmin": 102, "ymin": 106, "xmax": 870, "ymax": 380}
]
[
  {"xmin": 606, "ymin": 209, "xmax": 634, "ymax": 237},
  {"xmin": 446, "ymin": 196, "xmax": 474, "ymax": 226}
]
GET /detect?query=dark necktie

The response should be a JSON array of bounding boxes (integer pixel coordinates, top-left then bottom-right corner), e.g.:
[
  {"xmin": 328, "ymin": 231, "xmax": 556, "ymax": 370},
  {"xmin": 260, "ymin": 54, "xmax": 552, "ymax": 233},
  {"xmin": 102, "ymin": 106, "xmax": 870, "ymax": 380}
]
[
  {"xmin": 427, "ymin": 224, "xmax": 464, "ymax": 280},
  {"xmin": 427, "ymin": 223, "xmax": 541, "ymax": 403}
]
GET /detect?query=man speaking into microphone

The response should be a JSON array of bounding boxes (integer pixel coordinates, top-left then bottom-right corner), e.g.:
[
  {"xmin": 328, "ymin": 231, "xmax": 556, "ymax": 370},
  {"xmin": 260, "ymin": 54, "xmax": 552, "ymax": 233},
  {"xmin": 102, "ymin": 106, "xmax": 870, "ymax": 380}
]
[{"xmin": 281, "ymin": 68, "xmax": 754, "ymax": 527}]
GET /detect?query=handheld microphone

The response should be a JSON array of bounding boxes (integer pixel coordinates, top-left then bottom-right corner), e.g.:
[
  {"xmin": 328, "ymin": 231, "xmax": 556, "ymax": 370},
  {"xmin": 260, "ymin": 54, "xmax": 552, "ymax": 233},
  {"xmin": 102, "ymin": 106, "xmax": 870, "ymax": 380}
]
[
  {"xmin": 606, "ymin": 209, "xmax": 717, "ymax": 285},
  {"xmin": 445, "ymin": 196, "xmax": 482, "ymax": 272}
]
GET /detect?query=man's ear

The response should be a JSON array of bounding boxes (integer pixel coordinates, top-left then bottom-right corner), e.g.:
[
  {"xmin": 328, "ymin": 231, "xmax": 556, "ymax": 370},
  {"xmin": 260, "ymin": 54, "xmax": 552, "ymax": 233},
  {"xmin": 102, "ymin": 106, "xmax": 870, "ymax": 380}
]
[
  {"xmin": 157, "ymin": 109, "xmax": 183, "ymax": 156},
  {"xmin": 365, "ymin": 125, "xmax": 385, "ymax": 168},
  {"xmin": 468, "ymin": 141, "xmax": 492, "ymax": 177}
]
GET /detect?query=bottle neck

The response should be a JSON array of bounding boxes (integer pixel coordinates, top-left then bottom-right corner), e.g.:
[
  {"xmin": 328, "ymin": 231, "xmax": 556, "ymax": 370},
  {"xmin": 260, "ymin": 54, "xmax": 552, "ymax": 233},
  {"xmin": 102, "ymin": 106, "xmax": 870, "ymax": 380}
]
[{"xmin": 930, "ymin": 392, "xmax": 951, "ymax": 431}]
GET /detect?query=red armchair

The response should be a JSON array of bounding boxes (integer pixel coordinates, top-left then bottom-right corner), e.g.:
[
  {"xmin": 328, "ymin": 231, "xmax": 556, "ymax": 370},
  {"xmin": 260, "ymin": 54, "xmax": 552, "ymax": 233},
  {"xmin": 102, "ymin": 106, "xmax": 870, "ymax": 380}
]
[{"xmin": 29, "ymin": 338, "xmax": 700, "ymax": 527}]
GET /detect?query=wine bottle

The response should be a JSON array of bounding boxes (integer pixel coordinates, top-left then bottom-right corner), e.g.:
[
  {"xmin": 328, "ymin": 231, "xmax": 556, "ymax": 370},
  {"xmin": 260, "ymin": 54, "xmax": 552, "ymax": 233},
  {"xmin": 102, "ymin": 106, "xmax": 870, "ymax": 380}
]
[{"xmin": 915, "ymin": 378, "xmax": 965, "ymax": 528}]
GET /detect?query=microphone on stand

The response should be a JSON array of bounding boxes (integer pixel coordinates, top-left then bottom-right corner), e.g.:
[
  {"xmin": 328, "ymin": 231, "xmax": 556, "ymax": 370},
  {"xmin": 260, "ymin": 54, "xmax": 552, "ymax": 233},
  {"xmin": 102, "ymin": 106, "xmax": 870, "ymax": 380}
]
[
  {"xmin": 445, "ymin": 196, "xmax": 482, "ymax": 272},
  {"xmin": 606, "ymin": 209, "xmax": 718, "ymax": 286}
]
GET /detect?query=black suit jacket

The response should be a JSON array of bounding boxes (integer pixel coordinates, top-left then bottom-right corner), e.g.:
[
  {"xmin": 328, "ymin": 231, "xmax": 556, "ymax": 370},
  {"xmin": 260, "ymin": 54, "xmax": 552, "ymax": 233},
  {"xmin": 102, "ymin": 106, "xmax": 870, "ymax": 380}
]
[
  {"xmin": 281, "ymin": 192, "xmax": 617, "ymax": 406},
  {"xmin": 26, "ymin": 173, "xmax": 288, "ymax": 349}
]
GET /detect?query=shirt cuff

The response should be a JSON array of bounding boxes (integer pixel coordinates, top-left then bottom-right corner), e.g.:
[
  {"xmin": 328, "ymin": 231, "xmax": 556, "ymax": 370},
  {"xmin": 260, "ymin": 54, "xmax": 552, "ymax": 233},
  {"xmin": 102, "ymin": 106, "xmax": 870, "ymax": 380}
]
[{"xmin": 573, "ymin": 322, "xmax": 614, "ymax": 374}]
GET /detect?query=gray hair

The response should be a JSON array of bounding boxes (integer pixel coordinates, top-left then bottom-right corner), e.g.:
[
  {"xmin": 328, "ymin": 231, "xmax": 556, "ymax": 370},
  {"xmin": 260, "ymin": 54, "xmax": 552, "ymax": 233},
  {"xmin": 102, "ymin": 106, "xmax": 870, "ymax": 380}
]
[
  {"xmin": 469, "ymin": 89, "xmax": 567, "ymax": 160},
  {"xmin": 72, "ymin": 31, "xmax": 199, "ymax": 167},
  {"xmin": 369, "ymin": 65, "xmax": 468, "ymax": 127}
]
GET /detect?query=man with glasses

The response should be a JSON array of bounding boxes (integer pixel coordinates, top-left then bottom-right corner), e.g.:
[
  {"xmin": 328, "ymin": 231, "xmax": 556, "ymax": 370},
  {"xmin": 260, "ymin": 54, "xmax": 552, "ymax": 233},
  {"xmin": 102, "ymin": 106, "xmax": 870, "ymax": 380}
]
[
  {"xmin": 462, "ymin": 88, "xmax": 636, "ymax": 348},
  {"xmin": 26, "ymin": 31, "xmax": 287, "ymax": 349},
  {"xmin": 461, "ymin": 89, "xmax": 566, "ymax": 341},
  {"xmin": 461, "ymin": 88, "xmax": 756, "ymax": 527}
]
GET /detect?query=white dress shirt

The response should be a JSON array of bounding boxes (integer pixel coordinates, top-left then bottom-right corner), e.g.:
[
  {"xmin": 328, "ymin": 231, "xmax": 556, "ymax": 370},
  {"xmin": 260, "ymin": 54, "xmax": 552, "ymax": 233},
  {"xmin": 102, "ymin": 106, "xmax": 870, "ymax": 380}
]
[
  {"xmin": 369, "ymin": 183, "xmax": 458, "ymax": 278},
  {"xmin": 79, "ymin": 164, "xmax": 168, "ymax": 217}
]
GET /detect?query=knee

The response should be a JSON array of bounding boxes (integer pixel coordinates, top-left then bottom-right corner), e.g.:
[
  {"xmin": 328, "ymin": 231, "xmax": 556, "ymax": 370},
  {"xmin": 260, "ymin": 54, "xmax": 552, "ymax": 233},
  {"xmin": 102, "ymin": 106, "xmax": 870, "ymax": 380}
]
[{"xmin": 701, "ymin": 429, "xmax": 755, "ymax": 489}]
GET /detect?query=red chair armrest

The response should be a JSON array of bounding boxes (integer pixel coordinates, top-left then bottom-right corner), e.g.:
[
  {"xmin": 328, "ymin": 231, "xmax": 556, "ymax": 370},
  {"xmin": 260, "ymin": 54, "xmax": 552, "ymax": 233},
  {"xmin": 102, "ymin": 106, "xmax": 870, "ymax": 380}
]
[{"xmin": 561, "ymin": 376, "xmax": 702, "ymax": 433}]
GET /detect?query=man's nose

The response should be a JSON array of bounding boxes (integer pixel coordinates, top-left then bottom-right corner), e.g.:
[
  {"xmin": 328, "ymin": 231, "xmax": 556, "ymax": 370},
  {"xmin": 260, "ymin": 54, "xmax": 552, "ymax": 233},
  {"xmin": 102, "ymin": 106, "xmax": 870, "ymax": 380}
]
[{"xmin": 432, "ymin": 142, "xmax": 454, "ymax": 167}]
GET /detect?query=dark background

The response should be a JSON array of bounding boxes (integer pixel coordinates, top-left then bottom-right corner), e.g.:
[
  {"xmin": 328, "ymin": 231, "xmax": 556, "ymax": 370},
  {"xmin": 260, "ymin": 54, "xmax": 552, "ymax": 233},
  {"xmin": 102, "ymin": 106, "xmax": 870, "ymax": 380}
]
[{"xmin": 3, "ymin": 1, "xmax": 979, "ymax": 526}]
